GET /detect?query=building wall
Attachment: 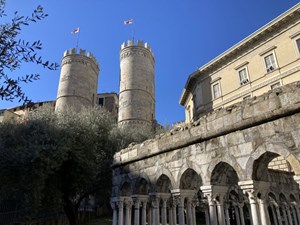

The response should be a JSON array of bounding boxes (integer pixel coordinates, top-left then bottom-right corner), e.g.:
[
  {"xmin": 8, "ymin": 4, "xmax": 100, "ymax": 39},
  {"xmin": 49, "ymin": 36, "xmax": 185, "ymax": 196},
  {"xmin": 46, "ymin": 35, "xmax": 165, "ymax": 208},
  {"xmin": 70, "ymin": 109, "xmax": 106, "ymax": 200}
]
[
  {"xmin": 181, "ymin": 4, "xmax": 300, "ymax": 123},
  {"xmin": 0, "ymin": 101, "xmax": 56, "ymax": 123},
  {"xmin": 97, "ymin": 93, "xmax": 119, "ymax": 122}
]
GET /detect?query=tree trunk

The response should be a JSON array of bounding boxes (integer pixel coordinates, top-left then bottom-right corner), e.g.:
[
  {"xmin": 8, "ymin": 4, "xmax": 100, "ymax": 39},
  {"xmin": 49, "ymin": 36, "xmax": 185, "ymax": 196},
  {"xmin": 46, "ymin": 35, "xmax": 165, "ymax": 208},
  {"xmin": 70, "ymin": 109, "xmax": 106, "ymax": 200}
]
[{"xmin": 63, "ymin": 196, "xmax": 78, "ymax": 225}]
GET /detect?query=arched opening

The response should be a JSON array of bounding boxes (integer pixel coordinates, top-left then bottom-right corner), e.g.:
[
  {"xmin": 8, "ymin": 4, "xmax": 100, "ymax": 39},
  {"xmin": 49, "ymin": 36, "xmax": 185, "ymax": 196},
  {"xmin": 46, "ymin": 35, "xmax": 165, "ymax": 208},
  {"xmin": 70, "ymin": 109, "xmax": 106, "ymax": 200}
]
[
  {"xmin": 210, "ymin": 162, "xmax": 239, "ymax": 186},
  {"xmin": 268, "ymin": 193, "xmax": 279, "ymax": 225},
  {"xmin": 196, "ymin": 191, "xmax": 207, "ymax": 225},
  {"xmin": 134, "ymin": 178, "xmax": 149, "ymax": 195},
  {"xmin": 252, "ymin": 152, "xmax": 300, "ymax": 225},
  {"xmin": 120, "ymin": 182, "xmax": 131, "ymax": 196},
  {"xmin": 156, "ymin": 174, "xmax": 172, "ymax": 193},
  {"xmin": 156, "ymin": 175, "xmax": 172, "ymax": 225},
  {"xmin": 210, "ymin": 162, "xmax": 249, "ymax": 225},
  {"xmin": 180, "ymin": 168, "xmax": 202, "ymax": 190},
  {"xmin": 179, "ymin": 169, "xmax": 203, "ymax": 225}
]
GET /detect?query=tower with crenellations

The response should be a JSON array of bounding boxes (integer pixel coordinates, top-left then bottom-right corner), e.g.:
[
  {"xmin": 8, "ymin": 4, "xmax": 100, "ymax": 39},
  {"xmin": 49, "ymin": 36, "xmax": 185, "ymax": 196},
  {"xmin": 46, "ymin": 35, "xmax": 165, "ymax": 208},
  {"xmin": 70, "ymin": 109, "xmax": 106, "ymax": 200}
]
[
  {"xmin": 55, "ymin": 48, "xmax": 100, "ymax": 112},
  {"xmin": 118, "ymin": 40, "xmax": 155, "ymax": 128}
]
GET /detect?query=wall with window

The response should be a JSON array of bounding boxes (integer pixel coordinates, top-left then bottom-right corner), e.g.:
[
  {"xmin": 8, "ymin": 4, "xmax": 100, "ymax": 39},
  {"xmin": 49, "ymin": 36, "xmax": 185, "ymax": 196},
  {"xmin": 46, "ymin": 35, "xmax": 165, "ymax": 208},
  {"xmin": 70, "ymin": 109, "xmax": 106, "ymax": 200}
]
[{"xmin": 182, "ymin": 8, "xmax": 300, "ymax": 122}]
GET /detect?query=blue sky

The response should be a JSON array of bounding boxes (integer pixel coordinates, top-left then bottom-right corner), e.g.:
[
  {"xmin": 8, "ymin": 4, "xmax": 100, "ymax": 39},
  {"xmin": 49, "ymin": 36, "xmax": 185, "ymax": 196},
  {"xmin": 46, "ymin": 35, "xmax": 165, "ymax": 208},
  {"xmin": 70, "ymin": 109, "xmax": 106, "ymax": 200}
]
[{"xmin": 1, "ymin": 0, "xmax": 299, "ymax": 124}]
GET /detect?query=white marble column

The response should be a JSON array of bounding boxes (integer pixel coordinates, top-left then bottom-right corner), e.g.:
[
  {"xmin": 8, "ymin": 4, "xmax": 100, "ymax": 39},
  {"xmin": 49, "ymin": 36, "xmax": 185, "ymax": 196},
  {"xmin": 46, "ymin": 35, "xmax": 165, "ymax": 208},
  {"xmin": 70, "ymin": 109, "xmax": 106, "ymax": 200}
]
[
  {"xmin": 269, "ymin": 205, "xmax": 278, "ymax": 225},
  {"xmin": 204, "ymin": 206, "xmax": 210, "ymax": 225},
  {"xmin": 286, "ymin": 205, "xmax": 293, "ymax": 225},
  {"xmin": 111, "ymin": 201, "xmax": 118, "ymax": 225},
  {"xmin": 275, "ymin": 205, "xmax": 283, "ymax": 225},
  {"xmin": 176, "ymin": 196, "xmax": 185, "ymax": 225},
  {"xmin": 151, "ymin": 197, "xmax": 160, "ymax": 225},
  {"xmin": 191, "ymin": 200, "xmax": 197, "ymax": 225},
  {"xmin": 168, "ymin": 203, "xmax": 174, "ymax": 225},
  {"xmin": 291, "ymin": 206, "xmax": 299, "ymax": 225},
  {"xmin": 238, "ymin": 181, "xmax": 264, "ymax": 225},
  {"xmin": 216, "ymin": 198, "xmax": 226, "ymax": 225},
  {"xmin": 224, "ymin": 204, "xmax": 230, "ymax": 225},
  {"xmin": 186, "ymin": 199, "xmax": 192, "ymax": 225},
  {"xmin": 258, "ymin": 195, "xmax": 270, "ymax": 225},
  {"xmin": 118, "ymin": 200, "xmax": 124, "ymax": 225},
  {"xmin": 245, "ymin": 190, "xmax": 261, "ymax": 225},
  {"xmin": 238, "ymin": 204, "xmax": 246, "ymax": 225},
  {"xmin": 281, "ymin": 206, "xmax": 288, "ymax": 225},
  {"xmin": 296, "ymin": 205, "xmax": 300, "ymax": 225},
  {"xmin": 133, "ymin": 198, "xmax": 141, "ymax": 225},
  {"xmin": 208, "ymin": 196, "xmax": 217, "ymax": 225},
  {"xmin": 141, "ymin": 201, "xmax": 147, "ymax": 225},
  {"xmin": 161, "ymin": 199, "xmax": 168, "ymax": 225},
  {"xmin": 125, "ymin": 199, "xmax": 132, "ymax": 225},
  {"xmin": 172, "ymin": 202, "xmax": 177, "ymax": 225}
]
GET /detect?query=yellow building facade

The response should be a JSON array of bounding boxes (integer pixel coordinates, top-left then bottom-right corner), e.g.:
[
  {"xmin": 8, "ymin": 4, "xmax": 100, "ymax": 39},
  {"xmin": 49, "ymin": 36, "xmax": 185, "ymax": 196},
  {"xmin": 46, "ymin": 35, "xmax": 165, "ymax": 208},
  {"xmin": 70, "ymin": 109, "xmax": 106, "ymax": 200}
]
[{"xmin": 180, "ymin": 3, "xmax": 300, "ymax": 123}]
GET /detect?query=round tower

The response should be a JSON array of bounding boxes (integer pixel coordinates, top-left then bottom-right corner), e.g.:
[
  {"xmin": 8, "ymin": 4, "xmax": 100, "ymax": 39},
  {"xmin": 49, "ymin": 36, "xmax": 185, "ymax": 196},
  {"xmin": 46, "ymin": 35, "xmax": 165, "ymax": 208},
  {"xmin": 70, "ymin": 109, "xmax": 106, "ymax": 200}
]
[
  {"xmin": 118, "ymin": 40, "xmax": 155, "ymax": 128},
  {"xmin": 55, "ymin": 48, "xmax": 100, "ymax": 112}
]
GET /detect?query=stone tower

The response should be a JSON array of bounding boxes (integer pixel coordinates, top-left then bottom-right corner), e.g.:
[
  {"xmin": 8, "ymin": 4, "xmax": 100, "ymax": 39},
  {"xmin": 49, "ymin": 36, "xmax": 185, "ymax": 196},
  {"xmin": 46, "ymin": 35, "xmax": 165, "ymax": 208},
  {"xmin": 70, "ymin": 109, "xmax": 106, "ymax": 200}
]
[
  {"xmin": 118, "ymin": 40, "xmax": 155, "ymax": 128},
  {"xmin": 55, "ymin": 48, "xmax": 100, "ymax": 112}
]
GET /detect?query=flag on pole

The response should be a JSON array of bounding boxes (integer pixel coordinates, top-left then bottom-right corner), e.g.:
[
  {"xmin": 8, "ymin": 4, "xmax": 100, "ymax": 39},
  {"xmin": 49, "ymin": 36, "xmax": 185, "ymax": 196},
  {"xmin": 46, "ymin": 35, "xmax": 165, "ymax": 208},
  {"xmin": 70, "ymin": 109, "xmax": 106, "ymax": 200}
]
[
  {"xmin": 124, "ymin": 19, "xmax": 133, "ymax": 25},
  {"xmin": 71, "ymin": 27, "xmax": 80, "ymax": 34}
]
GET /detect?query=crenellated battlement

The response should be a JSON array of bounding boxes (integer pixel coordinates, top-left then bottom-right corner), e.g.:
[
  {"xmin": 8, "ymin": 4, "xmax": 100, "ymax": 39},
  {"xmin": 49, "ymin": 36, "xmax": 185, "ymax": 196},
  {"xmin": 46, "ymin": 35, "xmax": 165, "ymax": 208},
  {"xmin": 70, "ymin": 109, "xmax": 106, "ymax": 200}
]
[
  {"xmin": 121, "ymin": 40, "xmax": 153, "ymax": 54},
  {"xmin": 120, "ymin": 40, "xmax": 155, "ymax": 63},
  {"xmin": 63, "ymin": 48, "xmax": 99, "ymax": 69}
]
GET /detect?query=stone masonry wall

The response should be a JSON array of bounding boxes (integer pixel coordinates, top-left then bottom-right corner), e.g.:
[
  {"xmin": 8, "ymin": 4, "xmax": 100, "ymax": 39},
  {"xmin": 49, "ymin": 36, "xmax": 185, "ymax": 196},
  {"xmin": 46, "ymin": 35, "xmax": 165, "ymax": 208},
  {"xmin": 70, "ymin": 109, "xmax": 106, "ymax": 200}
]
[{"xmin": 112, "ymin": 81, "xmax": 300, "ymax": 197}]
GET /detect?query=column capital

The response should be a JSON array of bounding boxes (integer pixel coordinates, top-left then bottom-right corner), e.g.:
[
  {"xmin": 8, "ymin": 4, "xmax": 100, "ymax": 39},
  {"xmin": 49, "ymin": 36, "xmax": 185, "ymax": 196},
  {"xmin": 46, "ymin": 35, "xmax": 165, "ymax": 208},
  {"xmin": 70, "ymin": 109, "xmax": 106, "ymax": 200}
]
[
  {"xmin": 124, "ymin": 198, "xmax": 132, "ymax": 208},
  {"xmin": 238, "ymin": 180, "xmax": 270, "ymax": 201},
  {"xmin": 132, "ymin": 196, "xmax": 141, "ymax": 208},
  {"xmin": 110, "ymin": 201, "xmax": 117, "ymax": 210},
  {"xmin": 173, "ymin": 194, "xmax": 185, "ymax": 207}
]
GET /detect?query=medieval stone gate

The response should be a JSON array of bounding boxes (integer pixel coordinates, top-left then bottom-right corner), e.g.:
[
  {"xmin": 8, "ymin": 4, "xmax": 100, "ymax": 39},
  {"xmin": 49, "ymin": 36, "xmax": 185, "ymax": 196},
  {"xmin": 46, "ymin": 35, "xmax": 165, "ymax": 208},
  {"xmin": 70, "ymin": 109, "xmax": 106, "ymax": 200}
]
[{"xmin": 111, "ymin": 82, "xmax": 300, "ymax": 225}]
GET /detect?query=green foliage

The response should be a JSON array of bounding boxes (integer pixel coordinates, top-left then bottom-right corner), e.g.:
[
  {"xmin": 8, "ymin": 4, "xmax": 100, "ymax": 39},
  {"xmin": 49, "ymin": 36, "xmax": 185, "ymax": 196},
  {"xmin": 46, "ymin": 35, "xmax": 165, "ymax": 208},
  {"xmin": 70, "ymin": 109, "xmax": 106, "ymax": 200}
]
[
  {"xmin": 0, "ymin": 106, "xmax": 160, "ymax": 224},
  {"xmin": 0, "ymin": 107, "xmax": 115, "ymax": 223},
  {"xmin": 0, "ymin": 0, "xmax": 59, "ymax": 103}
]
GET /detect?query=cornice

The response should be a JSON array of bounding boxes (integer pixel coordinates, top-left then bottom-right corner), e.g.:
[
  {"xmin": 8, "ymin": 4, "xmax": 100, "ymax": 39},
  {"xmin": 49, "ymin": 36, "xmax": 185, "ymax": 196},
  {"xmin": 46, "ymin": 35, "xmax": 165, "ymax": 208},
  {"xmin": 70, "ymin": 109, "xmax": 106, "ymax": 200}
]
[{"xmin": 180, "ymin": 3, "xmax": 300, "ymax": 106}]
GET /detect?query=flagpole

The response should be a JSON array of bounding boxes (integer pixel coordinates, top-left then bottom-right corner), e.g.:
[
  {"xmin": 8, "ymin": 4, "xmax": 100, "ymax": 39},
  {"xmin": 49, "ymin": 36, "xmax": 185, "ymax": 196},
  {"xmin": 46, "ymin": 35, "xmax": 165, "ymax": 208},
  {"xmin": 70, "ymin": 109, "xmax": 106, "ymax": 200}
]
[
  {"xmin": 132, "ymin": 20, "xmax": 135, "ymax": 41},
  {"xmin": 124, "ymin": 19, "xmax": 134, "ymax": 41},
  {"xmin": 76, "ymin": 31, "xmax": 80, "ymax": 49}
]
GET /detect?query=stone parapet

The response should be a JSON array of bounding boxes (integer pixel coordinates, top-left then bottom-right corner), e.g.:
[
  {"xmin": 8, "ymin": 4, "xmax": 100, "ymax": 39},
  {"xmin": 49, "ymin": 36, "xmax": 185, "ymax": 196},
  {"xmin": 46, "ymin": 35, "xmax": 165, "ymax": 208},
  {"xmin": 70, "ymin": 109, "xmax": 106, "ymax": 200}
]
[
  {"xmin": 62, "ymin": 48, "xmax": 100, "ymax": 74},
  {"xmin": 113, "ymin": 81, "xmax": 300, "ymax": 167},
  {"xmin": 120, "ymin": 40, "xmax": 155, "ymax": 65}
]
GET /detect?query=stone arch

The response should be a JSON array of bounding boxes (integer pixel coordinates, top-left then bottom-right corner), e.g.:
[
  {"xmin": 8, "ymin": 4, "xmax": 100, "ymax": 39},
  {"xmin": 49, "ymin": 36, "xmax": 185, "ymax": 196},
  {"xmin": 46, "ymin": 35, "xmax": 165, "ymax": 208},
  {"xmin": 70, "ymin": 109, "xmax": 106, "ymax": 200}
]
[
  {"xmin": 120, "ymin": 181, "xmax": 132, "ymax": 196},
  {"xmin": 156, "ymin": 174, "xmax": 173, "ymax": 193},
  {"xmin": 279, "ymin": 192, "xmax": 288, "ymax": 202},
  {"xmin": 289, "ymin": 193, "xmax": 297, "ymax": 202},
  {"xmin": 154, "ymin": 167, "xmax": 176, "ymax": 189},
  {"xmin": 133, "ymin": 177, "xmax": 149, "ymax": 195},
  {"xmin": 250, "ymin": 151, "xmax": 300, "ymax": 181},
  {"xmin": 205, "ymin": 157, "xmax": 244, "ymax": 184},
  {"xmin": 179, "ymin": 168, "xmax": 202, "ymax": 190},
  {"xmin": 176, "ymin": 161, "xmax": 204, "ymax": 188},
  {"xmin": 211, "ymin": 162, "xmax": 239, "ymax": 185},
  {"xmin": 268, "ymin": 191, "xmax": 278, "ymax": 202},
  {"xmin": 246, "ymin": 143, "xmax": 300, "ymax": 179}
]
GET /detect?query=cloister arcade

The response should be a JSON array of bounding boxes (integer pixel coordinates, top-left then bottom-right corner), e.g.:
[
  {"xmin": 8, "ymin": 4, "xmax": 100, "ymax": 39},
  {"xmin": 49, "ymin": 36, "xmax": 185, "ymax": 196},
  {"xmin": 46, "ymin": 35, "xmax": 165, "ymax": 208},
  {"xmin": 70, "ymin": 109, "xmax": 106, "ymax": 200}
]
[
  {"xmin": 111, "ymin": 152, "xmax": 300, "ymax": 225},
  {"xmin": 111, "ymin": 82, "xmax": 300, "ymax": 225}
]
